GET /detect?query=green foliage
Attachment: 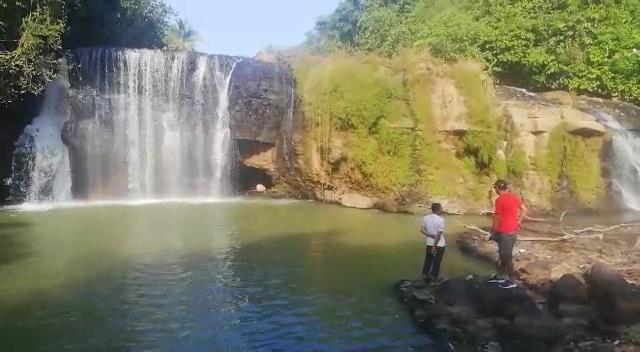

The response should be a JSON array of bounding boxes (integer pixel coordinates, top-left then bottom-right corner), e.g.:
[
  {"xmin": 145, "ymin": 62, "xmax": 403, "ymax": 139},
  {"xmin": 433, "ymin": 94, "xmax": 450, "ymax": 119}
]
[
  {"xmin": 0, "ymin": 6, "xmax": 64, "ymax": 104},
  {"xmin": 0, "ymin": 0, "xmax": 185, "ymax": 106},
  {"xmin": 164, "ymin": 19, "xmax": 199, "ymax": 51},
  {"xmin": 64, "ymin": 0, "xmax": 174, "ymax": 48},
  {"xmin": 544, "ymin": 124, "xmax": 603, "ymax": 205},
  {"xmin": 295, "ymin": 54, "xmax": 413, "ymax": 190},
  {"xmin": 312, "ymin": 0, "xmax": 640, "ymax": 104},
  {"xmin": 493, "ymin": 157, "xmax": 508, "ymax": 178},
  {"xmin": 295, "ymin": 52, "xmax": 498, "ymax": 200},
  {"xmin": 452, "ymin": 63, "xmax": 501, "ymax": 173},
  {"xmin": 507, "ymin": 144, "xmax": 529, "ymax": 178},
  {"xmin": 294, "ymin": 54, "xmax": 403, "ymax": 132}
]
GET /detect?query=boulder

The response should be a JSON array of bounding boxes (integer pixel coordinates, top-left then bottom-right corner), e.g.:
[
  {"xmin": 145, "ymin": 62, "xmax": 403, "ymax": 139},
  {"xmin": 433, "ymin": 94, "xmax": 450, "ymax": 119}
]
[
  {"xmin": 586, "ymin": 262, "xmax": 640, "ymax": 325},
  {"xmin": 564, "ymin": 119, "xmax": 606, "ymax": 137},
  {"xmin": 541, "ymin": 91, "xmax": 576, "ymax": 106},
  {"xmin": 316, "ymin": 189, "xmax": 340, "ymax": 204},
  {"xmin": 256, "ymin": 184, "xmax": 267, "ymax": 193},
  {"xmin": 562, "ymin": 107, "xmax": 597, "ymax": 122},
  {"xmin": 339, "ymin": 192, "xmax": 377, "ymax": 209},
  {"xmin": 529, "ymin": 117, "xmax": 561, "ymax": 134},
  {"xmin": 237, "ymin": 140, "xmax": 277, "ymax": 174},
  {"xmin": 228, "ymin": 59, "xmax": 294, "ymax": 143},
  {"xmin": 439, "ymin": 120, "xmax": 470, "ymax": 135},
  {"xmin": 530, "ymin": 106, "xmax": 563, "ymax": 121},
  {"xmin": 548, "ymin": 274, "xmax": 589, "ymax": 311}
]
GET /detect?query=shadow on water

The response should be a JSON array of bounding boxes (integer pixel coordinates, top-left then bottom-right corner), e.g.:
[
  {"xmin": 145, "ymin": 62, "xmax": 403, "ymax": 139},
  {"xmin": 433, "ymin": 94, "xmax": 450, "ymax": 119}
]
[
  {"xmin": 229, "ymin": 230, "xmax": 480, "ymax": 352},
  {"xmin": 0, "ymin": 219, "xmax": 31, "ymax": 267}
]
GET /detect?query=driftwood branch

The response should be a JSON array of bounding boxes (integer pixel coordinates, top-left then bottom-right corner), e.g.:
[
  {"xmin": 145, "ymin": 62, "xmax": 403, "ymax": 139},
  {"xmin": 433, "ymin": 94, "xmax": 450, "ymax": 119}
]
[
  {"xmin": 558, "ymin": 211, "xmax": 567, "ymax": 223},
  {"xmin": 463, "ymin": 224, "xmax": 604, "ymax": 242},
  {"xmin": 464, "ymin": 225, "xmax": 492, "ymax": 236},
  {"xmin": 572, "ymin": 223, "xmax": 640, "ymax": 234}
]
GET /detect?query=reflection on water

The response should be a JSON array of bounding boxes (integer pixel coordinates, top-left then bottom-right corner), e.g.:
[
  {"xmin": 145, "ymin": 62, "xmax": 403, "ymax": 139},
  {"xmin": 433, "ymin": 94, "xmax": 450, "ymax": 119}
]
[{"xmin": 0, "ymin": 201, "xmax": 492, "ymax": 351}]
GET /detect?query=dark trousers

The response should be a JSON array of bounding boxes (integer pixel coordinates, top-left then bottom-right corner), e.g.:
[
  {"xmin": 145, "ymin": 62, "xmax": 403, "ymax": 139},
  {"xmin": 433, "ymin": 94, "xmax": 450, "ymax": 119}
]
[
  {"xmin": 422, "ymin": 246, "xmax": 446, "ymax": 281},
  {"xmin": 491, "ymin": 233, "xmax": 518, "ymax": 280}
]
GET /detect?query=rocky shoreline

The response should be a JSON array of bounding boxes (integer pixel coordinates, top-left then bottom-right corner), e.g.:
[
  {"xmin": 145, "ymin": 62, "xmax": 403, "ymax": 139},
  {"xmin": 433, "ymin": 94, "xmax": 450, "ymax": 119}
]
[{"xmin": 397, "ymin": 223, "xmax": 640, "ymax": 351}]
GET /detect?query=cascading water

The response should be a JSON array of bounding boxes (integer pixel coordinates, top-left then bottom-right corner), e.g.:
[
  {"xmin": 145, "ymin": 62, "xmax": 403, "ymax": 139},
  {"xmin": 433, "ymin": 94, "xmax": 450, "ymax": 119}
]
[
  {"xmin": 9, "ymin": 48, "xmax": 241, "ymax": 203},
  {"xmin": 594, "ymin": 111, "xmax": 640, "ymax": 210},
  {"xmin": 6, "ymin": 79, "xmax": 73, "ymax": 203}
]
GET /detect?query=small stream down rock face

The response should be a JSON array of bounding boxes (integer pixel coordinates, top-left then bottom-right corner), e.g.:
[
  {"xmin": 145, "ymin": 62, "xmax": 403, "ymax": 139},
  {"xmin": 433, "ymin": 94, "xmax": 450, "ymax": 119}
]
[{"xmin": 6, "ymin": 48, "xmax": 295, "ymax": 203}]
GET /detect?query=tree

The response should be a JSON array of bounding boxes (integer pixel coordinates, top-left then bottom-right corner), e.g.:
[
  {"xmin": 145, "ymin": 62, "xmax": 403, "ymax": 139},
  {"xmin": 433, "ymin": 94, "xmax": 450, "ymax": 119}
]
[
  {"xmin": 310, "ymin": 0, "xmax": 640, "ymax": 104},
  {"xmin": 0, "ymin": 4, "xmax": 65, "ymax": 105},
  {"xmin": 0, "ymin": 0, "xmax": 179, "ymax": 106},
  {"xmin": 164, "ymin": 18, "xmax": 199, "ymax": 51}
]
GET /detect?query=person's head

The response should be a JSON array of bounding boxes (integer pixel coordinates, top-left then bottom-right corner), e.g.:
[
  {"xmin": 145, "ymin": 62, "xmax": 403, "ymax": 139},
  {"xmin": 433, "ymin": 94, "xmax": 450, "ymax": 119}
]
[
  {"xmin": 493, "ymin": 179, "xmax": 509, "ymax": 195},
  {"xmin": 431, "ymin": 203, "xmax": 443, "ymax": 215}
]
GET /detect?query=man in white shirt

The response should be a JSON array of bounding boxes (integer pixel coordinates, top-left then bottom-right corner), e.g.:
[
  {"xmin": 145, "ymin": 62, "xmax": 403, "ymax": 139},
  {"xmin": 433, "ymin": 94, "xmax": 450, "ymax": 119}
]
[{"xmin": 420, "ymin": 203, "xmax": 446, "ymax": 283}]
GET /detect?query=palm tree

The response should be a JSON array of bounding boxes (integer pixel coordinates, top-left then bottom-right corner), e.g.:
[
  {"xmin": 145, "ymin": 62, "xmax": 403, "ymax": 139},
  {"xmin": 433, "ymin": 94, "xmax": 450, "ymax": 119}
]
[{"xmin": 164, "ymin": 19, "xmax": 199, "ymax": 51}]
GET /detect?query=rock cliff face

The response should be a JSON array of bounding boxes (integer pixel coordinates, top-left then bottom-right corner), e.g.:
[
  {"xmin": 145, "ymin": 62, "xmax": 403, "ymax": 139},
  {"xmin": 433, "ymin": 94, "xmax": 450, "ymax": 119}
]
[
  {"xmin": 57, "ymin": 49, "xmax": 296, "ymax": 198},
  {"xmin": 5, "ymin": 49, "xmax": 640, "ymax": 208}
]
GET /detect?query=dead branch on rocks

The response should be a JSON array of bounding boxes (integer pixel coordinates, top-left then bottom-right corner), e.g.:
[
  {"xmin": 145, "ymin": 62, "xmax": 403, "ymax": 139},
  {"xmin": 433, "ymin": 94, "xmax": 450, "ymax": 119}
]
[
  {"xmin": 558, "ymin": 211, "xmax": 567, "ymax": 223},
  {"xmin": 523, "ymin": 211, "xmax": 567, "ymax": 224},
  {"xmin": 463, "ymin": 224, "xmax": 604, "ymax": 242},
  {"xmin": 572, "ymin": 223, "xmax": 640, "ymax": 234},
  {"xmin": 463, "ymin": 218, "xmax": 640, "ymax": 243}
]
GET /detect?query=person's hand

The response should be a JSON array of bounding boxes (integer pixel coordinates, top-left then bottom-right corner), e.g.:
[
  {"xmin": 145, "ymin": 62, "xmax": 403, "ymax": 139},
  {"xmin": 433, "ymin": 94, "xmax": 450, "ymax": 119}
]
[{"xmin": 431, "ymin": 246, "xmax": 438, "ymax": 255}]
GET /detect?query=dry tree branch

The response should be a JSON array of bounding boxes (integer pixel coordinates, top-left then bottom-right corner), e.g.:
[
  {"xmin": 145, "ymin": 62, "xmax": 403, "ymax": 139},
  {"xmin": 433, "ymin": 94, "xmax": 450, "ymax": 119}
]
[
  {"xmin": 558, "ymin": 211, "xmax": 567, "ymax": 223},
  {"xmin": 572, "ymin": 223, "xmax": 640, "ymax": 234}
]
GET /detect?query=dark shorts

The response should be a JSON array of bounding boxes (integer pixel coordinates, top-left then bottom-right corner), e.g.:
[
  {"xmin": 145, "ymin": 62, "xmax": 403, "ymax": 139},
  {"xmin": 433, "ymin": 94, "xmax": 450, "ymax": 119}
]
[{"xmin": 491, "ymin": 232, "xmax": 517, "ymax": 262}]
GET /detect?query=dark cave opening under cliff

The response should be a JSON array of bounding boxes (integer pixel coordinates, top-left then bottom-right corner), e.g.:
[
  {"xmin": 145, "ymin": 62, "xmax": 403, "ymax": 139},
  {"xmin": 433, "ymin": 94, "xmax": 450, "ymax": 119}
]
[{"xmin": 238, "ymin": 164, "xmax": 273, "ymax": 192}]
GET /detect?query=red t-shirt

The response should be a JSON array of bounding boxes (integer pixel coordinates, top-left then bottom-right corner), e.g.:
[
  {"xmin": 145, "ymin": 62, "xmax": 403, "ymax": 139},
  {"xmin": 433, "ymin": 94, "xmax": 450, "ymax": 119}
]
[{"xmin": 495, "ymin": 192, "xmax": 522, "ymax": 234}]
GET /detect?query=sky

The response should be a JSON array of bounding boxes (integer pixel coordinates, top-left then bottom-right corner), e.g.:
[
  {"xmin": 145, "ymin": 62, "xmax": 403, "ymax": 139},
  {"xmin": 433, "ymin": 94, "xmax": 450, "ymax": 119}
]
[{"xmin": 165, "ymin": 0, "xmax": 342, "ymax": 57}]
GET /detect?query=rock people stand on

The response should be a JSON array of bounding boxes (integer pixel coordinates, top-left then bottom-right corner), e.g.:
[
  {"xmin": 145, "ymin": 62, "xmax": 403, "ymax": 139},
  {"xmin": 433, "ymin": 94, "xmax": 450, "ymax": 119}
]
[
  {"xmin": 489, "ymin": 179, "xmax": 527, "ymax": 289},
  {"xmin": 420, "ymin": 203, "xmax": 446, "ymax": 283}
]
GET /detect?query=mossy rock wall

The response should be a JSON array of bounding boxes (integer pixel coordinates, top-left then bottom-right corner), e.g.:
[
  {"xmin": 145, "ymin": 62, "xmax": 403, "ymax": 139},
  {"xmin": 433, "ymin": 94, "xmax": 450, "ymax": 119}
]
[{"xmin": 291, "ymin": 52, "xmax": 610, "ymax": 211}]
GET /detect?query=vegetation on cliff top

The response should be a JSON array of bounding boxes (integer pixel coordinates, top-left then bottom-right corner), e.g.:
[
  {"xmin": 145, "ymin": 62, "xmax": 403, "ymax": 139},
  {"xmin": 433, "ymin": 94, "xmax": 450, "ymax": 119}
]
[
  {"xmin": 0, "ymin": 0, "xmax": 195, "ymax": 106},
  {"xmin": 310, "ymin": 0, "xmax": 640, "ymax": 104}
]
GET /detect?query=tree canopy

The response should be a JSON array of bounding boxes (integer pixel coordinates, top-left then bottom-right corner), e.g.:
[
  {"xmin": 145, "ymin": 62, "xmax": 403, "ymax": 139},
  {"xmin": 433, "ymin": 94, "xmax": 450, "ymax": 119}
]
[
  {"xmin": 0, "ymin": 0, "xmax": 188, "ymax": 106},
  {"xmin": 309, "ymin": 0, "xmax": 640, "ymax": 103}
]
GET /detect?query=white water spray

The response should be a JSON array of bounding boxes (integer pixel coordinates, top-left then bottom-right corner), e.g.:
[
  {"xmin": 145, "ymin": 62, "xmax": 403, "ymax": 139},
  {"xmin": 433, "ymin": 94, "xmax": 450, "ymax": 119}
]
[
  {"xmin": 595, "ymin": 111, "xmax": 640, "ymax": 210},
  {"xmin": 9, "ymin": 48, "xmax": 239, "ymax": 202}
]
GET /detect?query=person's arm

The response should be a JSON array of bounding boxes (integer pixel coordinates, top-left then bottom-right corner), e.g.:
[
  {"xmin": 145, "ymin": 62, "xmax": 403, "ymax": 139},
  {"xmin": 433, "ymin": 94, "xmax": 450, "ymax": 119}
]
[
  {"xmin": 492, "ymin": 199, "xmax": 501, "ymax": 232},
  {"xmin": 420, "ymin": 222, "xmax": 434, "ymax": 238},
  {"xmin": 518, "ymin": 203, "xmax": 528, "ymax": 228},
  {"xmin": 432, "ymin": 230, "xmax": 443, "ymax": 253}
]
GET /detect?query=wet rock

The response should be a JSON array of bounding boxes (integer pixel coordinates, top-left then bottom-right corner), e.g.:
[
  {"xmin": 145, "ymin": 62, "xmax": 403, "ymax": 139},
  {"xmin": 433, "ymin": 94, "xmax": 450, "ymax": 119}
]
[
  {"xmin": 339, "ymin": 192, "xmax": 377, "ymax": 209},
  {"xmin": 228, "ymin": 59, "xmax": 294, "ymax": 143},
  {"xmin": 586, "ymin": 263, "xmax": 640, "ymax": 325},
  {"xmin": 565, "ymin": 118, "xmax": 606, "ymax": 137},
  {"xmin": 549, "ymin": 274, "xmax": 590, "ymax": 311}
]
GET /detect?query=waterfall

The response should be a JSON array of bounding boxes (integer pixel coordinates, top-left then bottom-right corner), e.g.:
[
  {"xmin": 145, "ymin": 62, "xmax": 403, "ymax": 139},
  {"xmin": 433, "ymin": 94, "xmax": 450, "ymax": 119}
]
[
  {"xmin": 594, "ymin": 111, "xmax": 640, "ymax": 210},
  {"xmin": 5, "ymin": 80, "xmax": 73, "ymax": 203},
  {"xmin": 9, "ymin": 48, "xmax": 240, "ymax": 202}
]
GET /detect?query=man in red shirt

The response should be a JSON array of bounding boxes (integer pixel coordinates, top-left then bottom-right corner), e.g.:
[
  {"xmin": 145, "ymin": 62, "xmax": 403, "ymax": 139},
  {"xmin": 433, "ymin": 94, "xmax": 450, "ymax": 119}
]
[{"xmin": 490, "ymin": 179, "xmax": 527, "ymax": 288}]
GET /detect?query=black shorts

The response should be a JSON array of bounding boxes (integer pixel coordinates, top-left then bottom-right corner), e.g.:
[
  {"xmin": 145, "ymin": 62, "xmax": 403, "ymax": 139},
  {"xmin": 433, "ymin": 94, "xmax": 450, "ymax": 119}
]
[{"xmin": 491, "ymin": 232, "xmax": 517, "ymax": 262}]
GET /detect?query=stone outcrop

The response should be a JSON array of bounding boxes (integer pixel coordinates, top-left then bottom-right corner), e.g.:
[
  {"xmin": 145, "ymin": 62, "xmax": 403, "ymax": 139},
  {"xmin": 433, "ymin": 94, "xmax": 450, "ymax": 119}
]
[
  {"xmin": 228, "ymin": 59, "xmax": 294, "ymax": 144},
  {"xmin": 338, "ymin": 192, "xmax": 377, "ymax": 209},
  {"xmin": 398, "ymin": 262, "xmax": 640, "ymax": 351},
  {"xmin": 498, "ymin": 86, "xmax": 608, "ymax": 158},
  {"xmin": 0, "ymin": 99, "xmax": 38, "ymax": 204}
]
